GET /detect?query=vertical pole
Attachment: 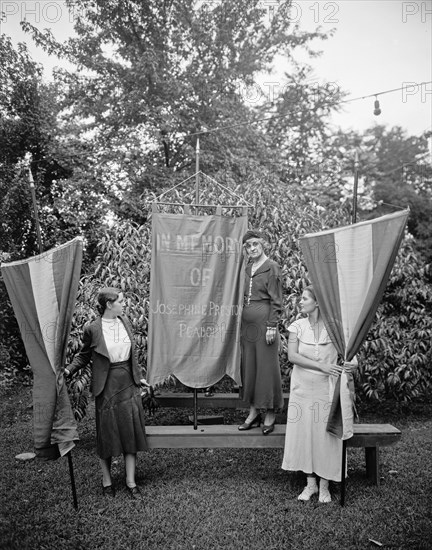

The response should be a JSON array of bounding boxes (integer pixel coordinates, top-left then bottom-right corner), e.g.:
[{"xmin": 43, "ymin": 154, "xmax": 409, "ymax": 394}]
[
  {"xmin": 67, "ymin": 452, "xmax": 78, "ymax": 509},
  {"xmin": 194, "ymin": 137, "xmax": 200, "ymax": 426},
  {"xmin": 195, "ymin": 137, "xmax": 200, "ymax": 206},
  {"xmin": 341, "ymin": 440, "xmax": 347, "ymax": 506},
  {"xmin": 352, "ymin": 149, "xmax": 359, "ymax": 224},
  {"xmin": 28, "ymin": 166, "xmax": 43, "ymax": 253},
  {"xmin": 193, "ymin": 389, "xmax": 198, "ymax": 430}
]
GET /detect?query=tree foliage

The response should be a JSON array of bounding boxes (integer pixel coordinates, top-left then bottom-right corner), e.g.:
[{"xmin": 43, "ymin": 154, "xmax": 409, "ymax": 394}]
[
  {"xmin": 20, "ymin": 0, "xmax": 339, "ymax": 222},
  {"xmin": 360, "ymin": 238, "xmax": 432, "ymax": 402},
  {"xmin": 327, "ymin": 125, "xmax": 432, "ymax": 261}
]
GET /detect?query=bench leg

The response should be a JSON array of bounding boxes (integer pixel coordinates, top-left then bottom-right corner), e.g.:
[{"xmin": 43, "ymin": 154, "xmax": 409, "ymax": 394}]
[{"xmin": 365, "ymin": 447, "xmax": 380, "ymax": 485}]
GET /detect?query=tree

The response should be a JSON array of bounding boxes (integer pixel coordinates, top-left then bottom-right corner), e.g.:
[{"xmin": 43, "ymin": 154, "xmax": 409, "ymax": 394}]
[
  {"xmin": 0, "ymin": 36, "xmax": 125, "ymax": 273},
  {"xmin": 21, "ymin": 0, "xmax": 336, "ymax": 223},
  {"xmin": 0, "ymin": 35, "xmax": 46, "ymax": 258},
  {"xmin": 326, "ymin": 125, "xmax": 432, "ymax": 261},
  {"xmin": 365, "ymin": 126, "xmax": 432, "ymax": 262}
]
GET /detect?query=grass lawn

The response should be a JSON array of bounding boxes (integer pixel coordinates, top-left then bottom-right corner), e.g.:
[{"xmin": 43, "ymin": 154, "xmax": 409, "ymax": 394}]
[{"xmin": 1, "ymin": 385, "xmax": 431, "ymax": 550}]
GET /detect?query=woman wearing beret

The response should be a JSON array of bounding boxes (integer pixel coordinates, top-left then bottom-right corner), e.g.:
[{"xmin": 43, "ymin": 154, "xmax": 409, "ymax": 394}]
[
  {"xmin": 238, "ymin": 230, "xmax": 284, "ymax": 434},
  {"xmin": 65, "ymin": 287, "xmax": 148, "ymax": 499}
]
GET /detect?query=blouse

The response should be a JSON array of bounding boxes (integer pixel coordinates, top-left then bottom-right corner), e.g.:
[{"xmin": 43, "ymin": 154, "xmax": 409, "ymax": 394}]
[
  {"xmin": 287, "ymin": 317, "xmax": 337, "ymax": 376},
  {"xmin": 101, "ymin": 317, "xmax": 132, "ymax": 363}
]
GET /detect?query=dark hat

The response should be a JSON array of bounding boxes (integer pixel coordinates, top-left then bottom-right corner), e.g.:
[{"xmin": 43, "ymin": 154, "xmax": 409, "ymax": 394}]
[{"xmin": 242, "ymin": 229, "xmax": 264, "ymax": 244}]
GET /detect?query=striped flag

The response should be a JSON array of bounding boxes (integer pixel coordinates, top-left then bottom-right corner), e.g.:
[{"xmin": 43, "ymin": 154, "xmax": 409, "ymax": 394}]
[
  {"xmin": 1, "ymin": 238, "xmax": 83, "ymax": 459},
  {"xmin": 300, "ymin": 210, "xmax": 409, "ymax": 439}
]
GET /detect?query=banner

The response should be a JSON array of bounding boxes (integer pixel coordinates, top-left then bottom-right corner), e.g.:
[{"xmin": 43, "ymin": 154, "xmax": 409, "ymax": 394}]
[
  {"xmin": 1, "ymin": 238, "xmax": 83, "ymax": 459},
  {"xmin": 300, "ymin": 210, "xmax": 409, "ymax": 439},
  {"xmin": 148, "ymin": 211, "xmax": 247, "ymax": 388}
]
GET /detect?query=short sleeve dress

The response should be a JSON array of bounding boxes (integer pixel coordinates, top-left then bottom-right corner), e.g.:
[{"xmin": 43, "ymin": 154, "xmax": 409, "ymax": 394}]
[{"xmin": 281, "ymin": 317, "xmax": 342, "ymax": 481}]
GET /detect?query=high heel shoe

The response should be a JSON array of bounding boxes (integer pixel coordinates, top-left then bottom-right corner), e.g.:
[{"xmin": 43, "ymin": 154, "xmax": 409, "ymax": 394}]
[
  {"xmin": 238, "ymin": 413, "xmax": 261, "ymax": 431},
  {"xmin": 262, "ymin": 421, "xmax": 275, "ymax": 435}
]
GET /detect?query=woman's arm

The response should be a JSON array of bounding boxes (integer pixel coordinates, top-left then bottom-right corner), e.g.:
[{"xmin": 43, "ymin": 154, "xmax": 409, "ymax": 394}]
[
  {"xmin": 65, "ymin": 324, "xmax": 93, "ymax": 377},
  {"xmin": 288, "ymin": 335, "xmax": 343, "ymax": 376},
  {"xmin": 266, "ymin": 264, "xmax": 283, "ymax": 328}
]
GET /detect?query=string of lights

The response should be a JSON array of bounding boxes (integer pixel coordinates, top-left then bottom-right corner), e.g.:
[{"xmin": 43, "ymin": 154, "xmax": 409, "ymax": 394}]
[
  {"xmin": 16, "ymin": 81, "xmax": 432, "ymax": 166},
  {"xmin": 188, "ymin": 81, "xmax": 432, "ymax": 137}
]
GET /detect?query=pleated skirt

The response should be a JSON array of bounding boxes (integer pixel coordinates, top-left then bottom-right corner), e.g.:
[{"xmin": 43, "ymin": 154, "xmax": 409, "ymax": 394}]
[
  {"xmin": 281, "ymin": 365, "xmax": 342, "ymax": 481},
  {"xmin": 95, "ymin": 360, "xmax": 148, "ymax": 459},
  {"xmin": 240, "ymin": 301, "xmax": 284, "ymax": 410}
]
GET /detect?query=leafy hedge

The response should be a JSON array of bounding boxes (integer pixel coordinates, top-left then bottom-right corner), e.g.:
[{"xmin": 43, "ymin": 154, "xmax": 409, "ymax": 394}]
[
  {"xmin": 0, "ymin": 252, "xmax": 31, "ymax": 388},
  {"xmin": 1, "ymin": 179, "xmax": 431, "ymax": 411},
  {"xmin": 360, "ymin": 239, "xmax": 432, "ymax": 402},
  {"xmin": 63, "ymin": 181, "xmax": 432, "ymax": 419}
]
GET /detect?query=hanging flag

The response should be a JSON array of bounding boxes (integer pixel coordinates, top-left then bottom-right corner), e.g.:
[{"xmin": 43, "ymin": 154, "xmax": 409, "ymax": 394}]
[
  {"xmin": 300, "ymin": 210, "xmax": 409, "ymax": 439},
  {"xmin": 1, "ymin": 237, "xmax": 83, "ymax": 459},
  {"xmin": 148, "ymin": 209, "xmax": 247, "ymax": 388}
]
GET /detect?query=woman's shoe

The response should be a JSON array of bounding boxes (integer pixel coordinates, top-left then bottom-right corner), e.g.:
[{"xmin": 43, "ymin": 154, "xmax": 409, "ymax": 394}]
[
  {"xmin": 238, "ymin": 413, "xmax": 261, "ymax": 431},
  {"xmin": 318, "ymin": 487, "xmax": 332, "ymax": 503},
  {"xmin": 262, "ymin": 421, "xmax": 275, "ymax": 435},
  {"xmin": 298, "ymin": 485, "xmax": 318, "ymax": 501}
]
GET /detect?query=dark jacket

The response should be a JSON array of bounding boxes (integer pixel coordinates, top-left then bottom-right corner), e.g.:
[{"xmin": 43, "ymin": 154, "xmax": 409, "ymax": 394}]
[
  {"xmin": 244, "ymin": 259, "xmax": 283, "ymax": 328},
  {"xmin": 68, "ymin": 315, "xmax": 142, "ymax": 396}
]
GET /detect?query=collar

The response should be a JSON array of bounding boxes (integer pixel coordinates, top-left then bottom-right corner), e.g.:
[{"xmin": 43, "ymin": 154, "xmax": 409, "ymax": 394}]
[{"xmin": 246, "ymin": 258, "xmax": 270, "ymax": 276}]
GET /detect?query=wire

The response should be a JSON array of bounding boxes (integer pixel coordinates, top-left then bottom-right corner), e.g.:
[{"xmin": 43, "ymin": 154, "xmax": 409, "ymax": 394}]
[
  {"xmin": 188, "ymin": 81, "xmax": 432, "ymax": 137},
  {"xmin": 17, "ymin": 81, "xmax": 432, "ymax": 165},
  {"xmin": 340, "ymin": 82, "xmax": 432, "ymax": 103}
]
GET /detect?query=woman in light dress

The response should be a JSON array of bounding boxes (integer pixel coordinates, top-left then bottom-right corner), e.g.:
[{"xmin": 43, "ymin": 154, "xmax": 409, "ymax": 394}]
[{"xmin": 281, "ymin": 286, "xmax": 356, "ymax": 503}]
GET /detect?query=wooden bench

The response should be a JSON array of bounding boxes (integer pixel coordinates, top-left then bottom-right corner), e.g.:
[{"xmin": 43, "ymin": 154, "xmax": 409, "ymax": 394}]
[
  {"xmin": 146, "ymin": 423, "xmax": 400, "ymax": 483},
  {"xmin": 150, "ymin": 392, "xmax": 401, "ymax": 505}
]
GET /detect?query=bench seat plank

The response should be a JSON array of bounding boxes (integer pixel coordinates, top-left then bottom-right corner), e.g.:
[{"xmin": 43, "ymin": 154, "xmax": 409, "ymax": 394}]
[{"xmin": 145, "ymin": 423, "xmax": 401, "ymax": 450}]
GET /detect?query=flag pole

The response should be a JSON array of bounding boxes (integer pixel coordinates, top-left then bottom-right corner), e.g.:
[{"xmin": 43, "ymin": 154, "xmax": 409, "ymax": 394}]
[
  {"xmin": 193, "ymin": 137, "xmax": 200, "ymax": 430},
  {"xmin": 195, "ymin": 137, "xmax": 200, "ymax": 205},
  {"xmin": 67, "ymin": 452, "xmax": 78, "ymax": 509},
  {"xmin": 28, "ymin": 157, "xmax": 79, "ymax": 509},
  {"xmin": 341, "ymin": 147, "xmax": 360, "ymax": 504},
  {"xmin": 352, "ymin": 149, "xmax": 359, "ymax": 224},
  {"xmin": 27, "ymin": 164, "xmax": 43, "ymax": 253}
]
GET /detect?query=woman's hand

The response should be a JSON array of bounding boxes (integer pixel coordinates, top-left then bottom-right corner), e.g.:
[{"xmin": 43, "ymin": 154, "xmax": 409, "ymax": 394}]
[
  {"xmin": 343, "ymin": 357, "xmax": 358, "ymax": 374},
  {"xmin": 322, "ymin": 363, "xmax": 344, "ymax": 377},
  {"xmin": 140, "ymin": 378, "xmax": 151, "ymax": 387},
  {"xmin": 64, "ymin": 368, "xmax": 70, "ymax": 377},
  {"xmin": 266, "ymin": 327, "xmax": 277, "ymax": 345}
]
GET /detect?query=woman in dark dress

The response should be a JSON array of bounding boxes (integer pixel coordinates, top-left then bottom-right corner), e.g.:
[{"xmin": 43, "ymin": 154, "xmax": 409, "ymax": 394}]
[
  {"xmin": 65, "ymin": 287, "xmax": 148, "ymax": 499},
  {"xmin": 238, "ymin": 230, "xmax": 284, "ymax": 434}
]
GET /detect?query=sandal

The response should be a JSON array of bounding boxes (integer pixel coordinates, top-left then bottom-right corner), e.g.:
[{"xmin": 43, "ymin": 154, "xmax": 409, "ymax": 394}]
[{"xmin": 298, "ymin": 485, "xmax": 318, "ymax": 501}]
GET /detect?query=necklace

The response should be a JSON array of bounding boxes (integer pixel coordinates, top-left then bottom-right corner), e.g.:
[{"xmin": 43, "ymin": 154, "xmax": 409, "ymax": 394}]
[
  {"xmin": 246, "ymin": 258, "xmax": 267, "ymax": 306},
  {"xmin": 251, "ymin": 257, "xmax": 266, "ymax": 275}
]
